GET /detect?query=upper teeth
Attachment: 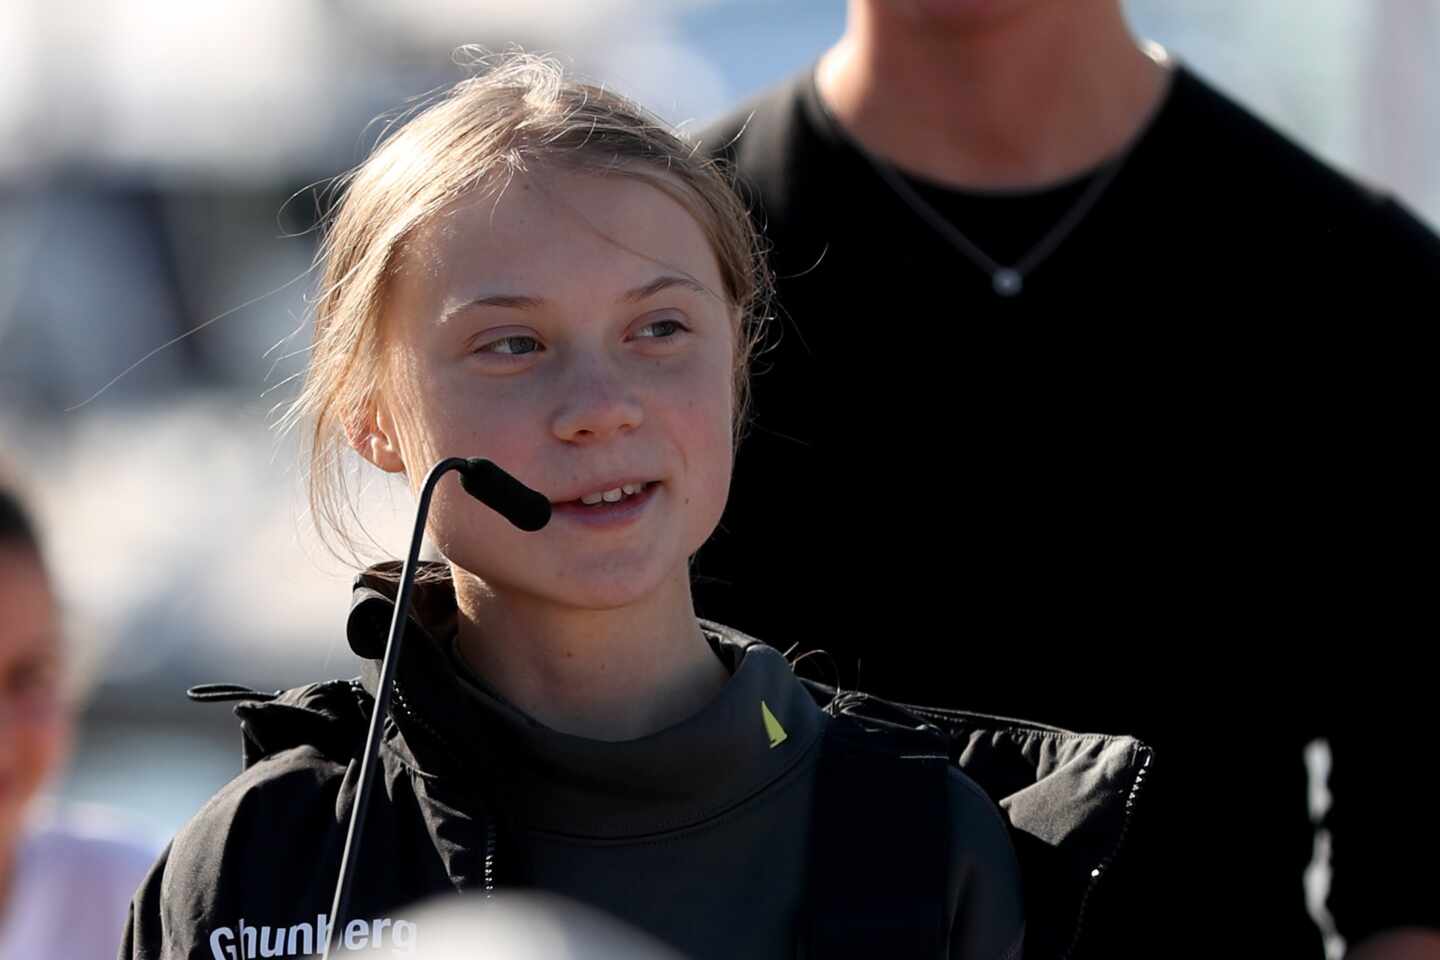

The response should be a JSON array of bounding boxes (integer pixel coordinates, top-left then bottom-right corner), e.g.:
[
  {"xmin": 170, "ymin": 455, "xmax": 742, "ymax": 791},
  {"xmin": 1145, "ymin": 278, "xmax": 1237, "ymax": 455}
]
[{"xmin": 580, "ymin": 483, "xmax": 645, "ymax": 505}]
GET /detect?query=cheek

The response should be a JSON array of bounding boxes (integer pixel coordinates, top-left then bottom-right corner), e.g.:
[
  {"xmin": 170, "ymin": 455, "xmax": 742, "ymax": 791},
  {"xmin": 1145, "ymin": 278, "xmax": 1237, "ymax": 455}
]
[
  {"xmin": 425, "ymin": 482, "xmax": 515, "ymax": 568},
  {"xmin": 14, "ymin": 714, "xmax": 69, "ymax": 792},
  {"xmin": 681, "ymin": 363, "xmax": 737, "ymax": 518},
  {"xmin": 1, "ymin": 717, "xmax": 67, "ymax": 846},
  {"xmin": 387, "ymin": 373, "xmax": 512, "ymax": 487},
  {"xmin": 420, "ymin": 416, "xmax": 552, "ymax": 574}
]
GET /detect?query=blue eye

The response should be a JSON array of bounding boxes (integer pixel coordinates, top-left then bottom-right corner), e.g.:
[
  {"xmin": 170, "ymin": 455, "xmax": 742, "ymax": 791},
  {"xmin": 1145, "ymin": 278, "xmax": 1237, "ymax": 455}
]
[{"xmin": 478, "ymin": 335, "xmax": 542, "ymax": 356}]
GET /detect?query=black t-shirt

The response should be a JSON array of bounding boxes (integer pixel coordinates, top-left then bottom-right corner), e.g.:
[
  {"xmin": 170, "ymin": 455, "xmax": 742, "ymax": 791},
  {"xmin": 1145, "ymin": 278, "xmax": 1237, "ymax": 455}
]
[{"xmin": 693, "ymin": 64, "xmax": 1440, "ymax": 957}]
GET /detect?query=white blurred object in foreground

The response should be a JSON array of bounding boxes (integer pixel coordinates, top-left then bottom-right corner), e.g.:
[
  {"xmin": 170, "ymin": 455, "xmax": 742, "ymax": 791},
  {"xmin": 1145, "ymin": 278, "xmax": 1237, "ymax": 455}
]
[{"xmin": 337, "ymin": 892, "xmax": 683, "ymax": 959}]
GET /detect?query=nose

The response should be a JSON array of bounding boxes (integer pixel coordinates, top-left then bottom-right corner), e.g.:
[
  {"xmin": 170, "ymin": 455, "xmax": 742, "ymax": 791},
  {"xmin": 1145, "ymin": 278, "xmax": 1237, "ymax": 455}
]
[{"xmin": 550, "ymin": 361, "xmax": 645, "ymax": 444}]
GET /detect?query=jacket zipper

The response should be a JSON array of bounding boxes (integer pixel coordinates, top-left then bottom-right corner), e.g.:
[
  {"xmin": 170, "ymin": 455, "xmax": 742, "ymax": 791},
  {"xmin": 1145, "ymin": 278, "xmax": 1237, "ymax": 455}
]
[
  {"xmin": 1058, "ymin": 748, "xmax": 1149, "ymax": 959},
  {"xmin": 385, "ymin": 680, "xmax": 501, "ymax": 896},
  {"xmin": 483, "ymin": 817, "xmax": 498, "ymax": 896}
]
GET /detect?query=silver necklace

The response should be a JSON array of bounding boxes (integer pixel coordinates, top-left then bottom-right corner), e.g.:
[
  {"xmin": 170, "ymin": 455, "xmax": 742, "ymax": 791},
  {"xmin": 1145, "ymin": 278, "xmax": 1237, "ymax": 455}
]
[
  {"xmin": 814, "ymin": 66, "xmax": 1169, "ymax": 298},
  {"xmin": 860, "ymin": 149, "xmax": 1129, "ymax": 297}
]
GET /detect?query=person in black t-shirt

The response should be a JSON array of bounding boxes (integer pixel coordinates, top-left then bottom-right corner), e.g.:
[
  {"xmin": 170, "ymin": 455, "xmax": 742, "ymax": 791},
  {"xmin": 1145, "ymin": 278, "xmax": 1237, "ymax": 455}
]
[{"xmin": 693, "ymin": 2, "xmax": 1440, "ymax": 958}]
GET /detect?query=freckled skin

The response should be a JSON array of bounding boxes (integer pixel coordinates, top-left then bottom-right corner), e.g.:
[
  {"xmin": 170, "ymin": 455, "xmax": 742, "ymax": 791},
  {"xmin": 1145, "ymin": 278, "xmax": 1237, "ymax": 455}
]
[{"xmin": 373, "ymin": 166, "xmax": 735, "ymax": 617}]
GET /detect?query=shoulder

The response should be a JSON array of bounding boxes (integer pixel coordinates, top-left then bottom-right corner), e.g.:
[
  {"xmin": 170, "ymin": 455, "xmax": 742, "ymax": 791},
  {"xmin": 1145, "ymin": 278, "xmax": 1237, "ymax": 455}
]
[
  {"xmin": 941, "ymin": 763, "xmax": 1014, "ymax": 859},
  {"xmin": 121, "ymin": 749, "xmax": 351, "ymax": 959},
  {"xmin": 166, "ymin": 681, "xmax": 366, "ymax": 882},
  {"xmin": 690, "ymin": 70, "xmax": 810, "ymax": 165},
  {"xmin": 941, "ymin": 766, "xmax": 1026, "ymax": 959},
  {"xmin": 1160, "ymin": 66, "xmax": 1357, "ymax": 194},
  {"xmin": 1157, "ymin": 66, "xmax": 1440, "ymax": 253},
  {"xmin": 150, "ymin": 744, "xmax": 349, "ymax": 938},
  {"xmin": 689, "ymin": 69, "xmax": 833, "ymax": 238},
  {"xmin": 809, "ymin": 711, "xmax": 1024, "ymax": 957},
  {"xmin": 149, "ymin": 682, "xmax": 366, "ymax": 924},
  {"xmin": 171, "ymin": 741, "xmax": 347, "ymax": 862}
]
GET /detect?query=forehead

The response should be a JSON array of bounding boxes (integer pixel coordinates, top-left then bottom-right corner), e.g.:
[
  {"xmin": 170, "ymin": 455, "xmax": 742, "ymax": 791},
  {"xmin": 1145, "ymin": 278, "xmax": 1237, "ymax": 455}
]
[{"xmin": 393, "ymin": 168, "xmax": 725, "ymax": 313}]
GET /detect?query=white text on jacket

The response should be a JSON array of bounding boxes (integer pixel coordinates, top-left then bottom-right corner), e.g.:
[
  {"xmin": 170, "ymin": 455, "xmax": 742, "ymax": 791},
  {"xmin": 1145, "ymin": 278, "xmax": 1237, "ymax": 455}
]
[{"xmin": 208, "ymin": 915, "xmax": 416, "ymax": 958}]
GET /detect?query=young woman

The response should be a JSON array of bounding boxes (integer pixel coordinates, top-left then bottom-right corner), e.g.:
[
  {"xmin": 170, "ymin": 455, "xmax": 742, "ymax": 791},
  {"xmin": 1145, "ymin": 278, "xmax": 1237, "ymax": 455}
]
[{"xmin": 121, "ymin": 54, "xmax": 1025, "ymax": 960}]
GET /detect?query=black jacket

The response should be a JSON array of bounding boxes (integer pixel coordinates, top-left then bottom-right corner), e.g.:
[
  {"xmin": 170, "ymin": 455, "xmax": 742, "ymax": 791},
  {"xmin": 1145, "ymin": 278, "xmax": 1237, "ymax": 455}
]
[{"xmin": 120, "ymin": 567, "xmax": 1148, "ymax": 959}]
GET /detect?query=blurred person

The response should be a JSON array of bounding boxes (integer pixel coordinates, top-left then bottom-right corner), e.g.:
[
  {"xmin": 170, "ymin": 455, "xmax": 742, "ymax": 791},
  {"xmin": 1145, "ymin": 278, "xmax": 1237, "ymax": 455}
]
[
  {"xmin": 0, "ymin": 467, "xmax": 157, "ymax": 959},
  {"xmin": 694, "ymin": 1, "xmax": 1440, "ymax": 958},
  {"xmin": 120, "ymin": 54, "xmax": 1026, "ymax": 960}
]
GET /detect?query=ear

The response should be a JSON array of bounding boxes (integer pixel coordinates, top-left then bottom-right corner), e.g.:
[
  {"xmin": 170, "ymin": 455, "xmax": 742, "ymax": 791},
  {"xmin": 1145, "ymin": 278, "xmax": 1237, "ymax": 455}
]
[{"xmin": 349, "ymin": 401, "xmax": 407, "ymax": 475}]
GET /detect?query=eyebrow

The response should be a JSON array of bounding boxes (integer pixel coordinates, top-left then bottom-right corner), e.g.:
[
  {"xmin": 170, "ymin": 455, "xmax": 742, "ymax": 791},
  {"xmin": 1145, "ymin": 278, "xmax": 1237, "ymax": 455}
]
[
  {"xmin": 620, "ymin": 274, "xmax": 710, "ymax": 304},
  {"xmin": 442, "ymin": 275, "xmax": 710, "ymax": 321}
]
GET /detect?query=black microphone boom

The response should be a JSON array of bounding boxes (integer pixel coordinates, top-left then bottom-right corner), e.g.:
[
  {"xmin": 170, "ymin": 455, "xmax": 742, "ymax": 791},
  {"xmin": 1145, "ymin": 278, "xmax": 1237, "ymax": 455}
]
[
  {"xmin": 460, "ymin": 457, "xmax": 552, "ymax": 532},
  {"xmin": 321, "ymin": 456, "xmax": 549, "ymax": 960}
]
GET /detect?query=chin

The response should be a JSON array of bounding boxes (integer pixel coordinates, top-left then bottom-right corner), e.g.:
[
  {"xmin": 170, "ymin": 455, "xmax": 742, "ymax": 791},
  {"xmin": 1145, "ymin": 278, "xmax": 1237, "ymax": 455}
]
[
  {"xmin": 896, "ymin": 0, "xmax": 1048, "ymax": 28},
  {"xmin": 451, "ymin": 550, "xmax": 687, "ymax": 614},
  {"xmin": 546, "ymin": 560, "xmax": 685, "ymax": 612}
]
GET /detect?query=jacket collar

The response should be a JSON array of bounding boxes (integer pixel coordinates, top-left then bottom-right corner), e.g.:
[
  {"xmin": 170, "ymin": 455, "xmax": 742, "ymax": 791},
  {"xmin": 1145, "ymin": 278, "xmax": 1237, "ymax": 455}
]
[{"xmin": 345, "ymin": 562, "xmax": 827, "ymax": 839}]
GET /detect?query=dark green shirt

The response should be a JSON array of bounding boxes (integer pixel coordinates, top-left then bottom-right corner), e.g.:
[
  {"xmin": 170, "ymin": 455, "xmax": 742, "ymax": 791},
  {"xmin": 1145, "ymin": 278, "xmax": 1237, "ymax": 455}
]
[{"xmin": 436, "ymin": 599, "xmax": 1025, "ymax": 959}]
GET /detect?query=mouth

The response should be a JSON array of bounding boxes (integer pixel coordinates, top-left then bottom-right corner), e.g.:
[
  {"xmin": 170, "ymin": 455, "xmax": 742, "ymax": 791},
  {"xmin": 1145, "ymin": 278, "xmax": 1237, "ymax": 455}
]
[
  {"xmin": 550, "ymin": 480, "xmax": 661, "ymax": 526},
  {"xmin": 558, "ymin": 480, "xmax": 657, "ymax": 506}
]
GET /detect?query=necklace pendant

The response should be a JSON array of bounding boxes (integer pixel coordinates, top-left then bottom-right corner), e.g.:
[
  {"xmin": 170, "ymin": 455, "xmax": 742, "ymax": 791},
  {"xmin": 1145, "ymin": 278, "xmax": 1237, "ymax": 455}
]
[{"xmin": 992, "ymin": 268, "xmax": 1023, "ymax": 297}]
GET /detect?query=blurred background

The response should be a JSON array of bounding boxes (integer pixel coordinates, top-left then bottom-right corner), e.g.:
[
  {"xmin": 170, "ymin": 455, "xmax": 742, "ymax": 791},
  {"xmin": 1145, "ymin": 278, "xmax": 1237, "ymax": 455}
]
[{"xmin": 0, "ymin": 0, "xmax": 1435, "ymax": 889}]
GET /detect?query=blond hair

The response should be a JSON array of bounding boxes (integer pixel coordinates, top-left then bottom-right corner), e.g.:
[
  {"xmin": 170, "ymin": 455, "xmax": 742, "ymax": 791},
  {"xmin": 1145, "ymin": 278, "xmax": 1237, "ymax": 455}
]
[{"xmin": 280, "ymin": 52, "xmax": 769, "ymax": 567}]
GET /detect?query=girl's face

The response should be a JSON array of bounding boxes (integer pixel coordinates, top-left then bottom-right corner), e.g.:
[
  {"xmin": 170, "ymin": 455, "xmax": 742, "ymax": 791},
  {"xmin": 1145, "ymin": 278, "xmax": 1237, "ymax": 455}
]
[
  {"xmin": 367, "ymin": 169, "xmax": 736, "ymax": 612},
  {"xmin": 0, "ymin": 547, "xmax": 68, "ymax": 848}
]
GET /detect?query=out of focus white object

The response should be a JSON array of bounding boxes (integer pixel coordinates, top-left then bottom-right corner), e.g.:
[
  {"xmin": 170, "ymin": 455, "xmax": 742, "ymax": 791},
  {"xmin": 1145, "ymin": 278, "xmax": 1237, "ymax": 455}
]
[
  {"xmin": 346, "ymin": 892, "xmax": 684, "ymax": 959},
  {"xmin": 0, "ymin": 803, "xmax": 160, "ymax": 960}
]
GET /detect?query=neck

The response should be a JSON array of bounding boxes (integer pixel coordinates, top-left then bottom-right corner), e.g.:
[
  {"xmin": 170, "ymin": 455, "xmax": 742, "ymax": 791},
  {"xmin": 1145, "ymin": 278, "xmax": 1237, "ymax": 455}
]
[
  {"xmin": 817, "ymin": 0, "xmax": 1172, "ymax": 189},
  {"xmin": 450, "ymin": 565, "xmax": 730, "ymax": 741}
]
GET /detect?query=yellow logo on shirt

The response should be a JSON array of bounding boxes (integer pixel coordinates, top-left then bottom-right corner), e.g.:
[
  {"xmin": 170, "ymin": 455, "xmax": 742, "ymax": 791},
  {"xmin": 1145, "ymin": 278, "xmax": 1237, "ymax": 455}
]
[{"xmin": 761, "ymin": 700, "xmax": 788, "ymax": 749}]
